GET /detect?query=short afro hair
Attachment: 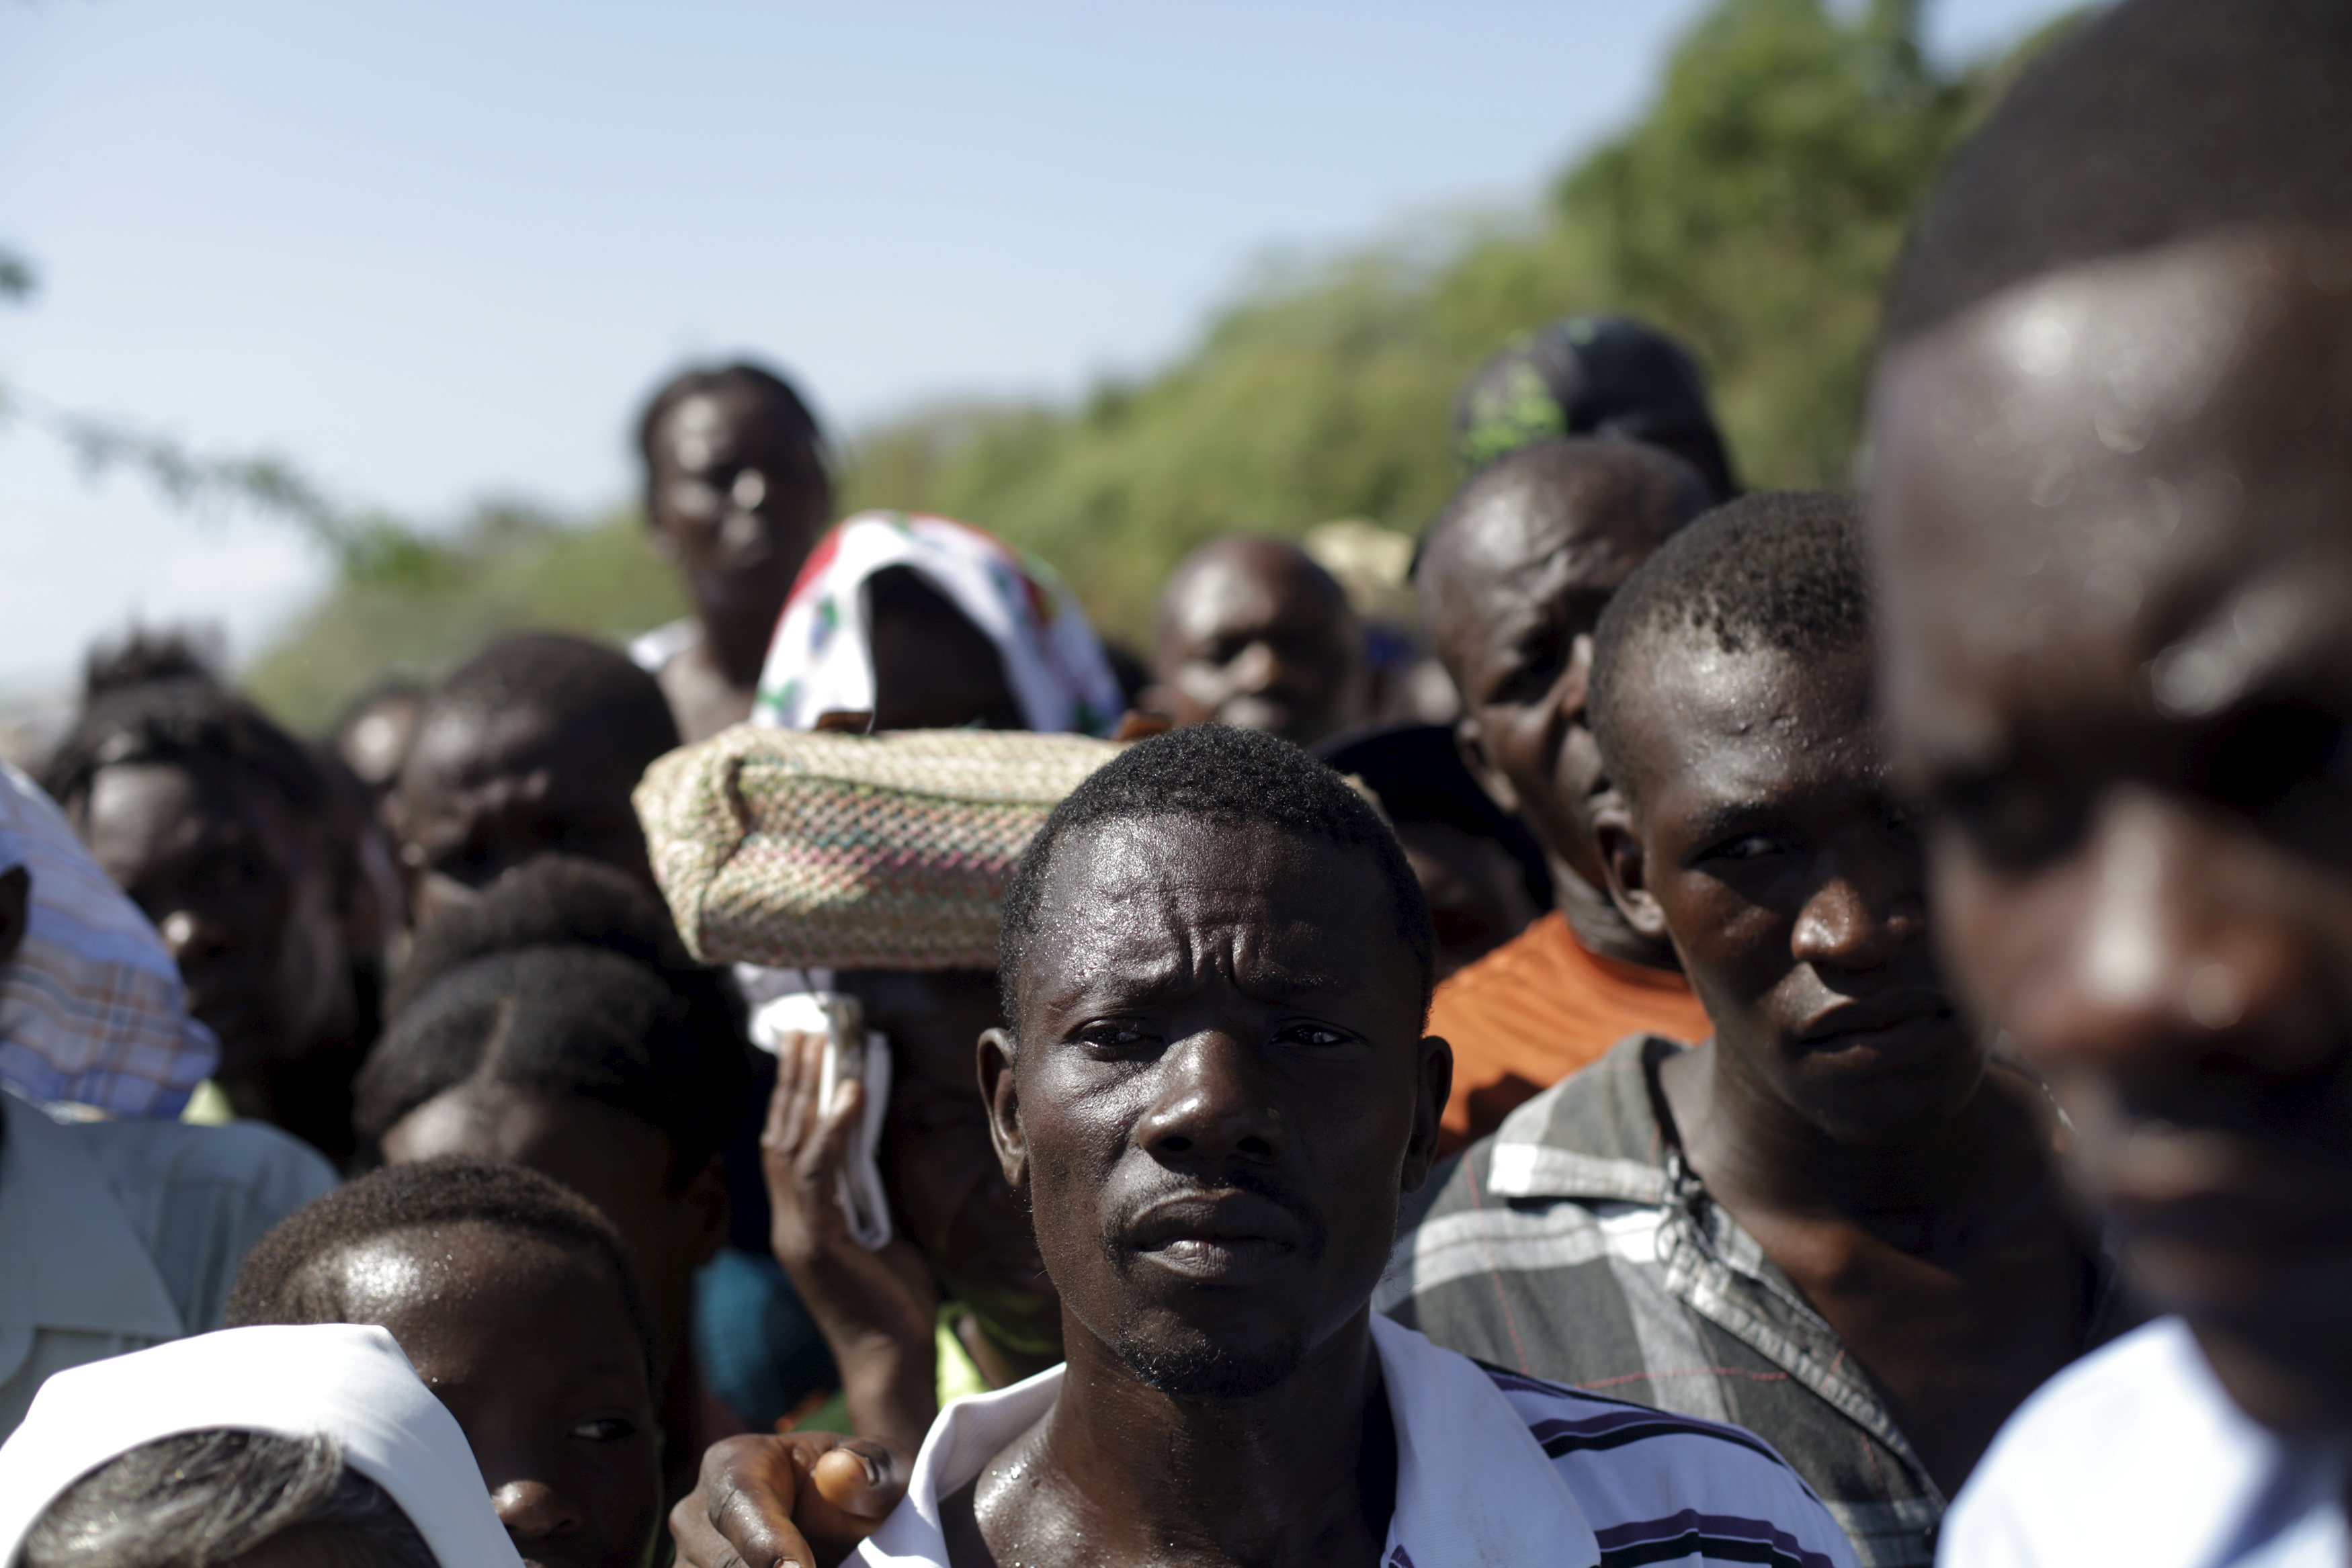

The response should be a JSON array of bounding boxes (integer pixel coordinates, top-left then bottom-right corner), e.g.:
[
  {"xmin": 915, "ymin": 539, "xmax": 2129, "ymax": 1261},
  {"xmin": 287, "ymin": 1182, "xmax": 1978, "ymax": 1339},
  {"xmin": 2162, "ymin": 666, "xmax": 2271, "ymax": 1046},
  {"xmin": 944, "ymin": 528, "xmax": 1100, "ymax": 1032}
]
[
  {"xmin": 1883, "ymin": 0, "xmax": 2352, "ymax": 347},
  {"xmin": 1589, "ymin": 492, "xmax": 1870, "ymax": 804},
  {"xmin": 997, "ymin": 725, "xmax": 1435, "ymax": 1029},
  {"xmin": 415, "ymin": 631, "xmax": 679, "ymax": 778},
  {"xmin": 358, "ymin": 857, "xmax": 753, "ymax": 1186},
  {"xmin": 224, "ymin": 1158, "xmax": 657, "ymax": 1379}
]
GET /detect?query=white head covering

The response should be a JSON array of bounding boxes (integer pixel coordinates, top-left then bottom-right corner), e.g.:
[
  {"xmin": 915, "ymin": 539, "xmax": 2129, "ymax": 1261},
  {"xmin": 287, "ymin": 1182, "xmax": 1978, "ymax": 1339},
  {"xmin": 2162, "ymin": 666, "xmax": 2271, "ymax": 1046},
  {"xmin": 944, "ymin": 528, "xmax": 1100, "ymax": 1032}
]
[
  {"xmin": 0, "ymin": 1323, "xmax": 522, "ymax": 1568},
  {"xmin": 752, "ymin": 511, "xmax": 1125, "ymax": 737},
  {"xmin": 0, "ymin": 761, "xmax": 218, "ymax": 1117}
]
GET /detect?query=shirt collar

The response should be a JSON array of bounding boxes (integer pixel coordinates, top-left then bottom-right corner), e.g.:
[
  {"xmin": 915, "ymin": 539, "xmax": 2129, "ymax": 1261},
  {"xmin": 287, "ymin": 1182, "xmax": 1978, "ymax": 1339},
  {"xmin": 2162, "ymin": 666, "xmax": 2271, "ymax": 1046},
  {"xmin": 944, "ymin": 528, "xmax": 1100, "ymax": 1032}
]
[
  {"xmin": 0, "ymin": 1088, "xmax": 185, "ymax": 1342},
  {"xmin": 858, "ymin": 1315, "xmax": 1599, "ymax": 1568}
]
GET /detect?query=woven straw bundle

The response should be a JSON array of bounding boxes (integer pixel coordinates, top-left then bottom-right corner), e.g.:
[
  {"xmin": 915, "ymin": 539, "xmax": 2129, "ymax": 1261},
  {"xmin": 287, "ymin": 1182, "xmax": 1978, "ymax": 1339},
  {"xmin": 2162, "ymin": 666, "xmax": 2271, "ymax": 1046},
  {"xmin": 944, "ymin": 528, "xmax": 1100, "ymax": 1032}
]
[{"xmin": 634, "ymin": 726, "xmax": 1124, "ymax": 971}]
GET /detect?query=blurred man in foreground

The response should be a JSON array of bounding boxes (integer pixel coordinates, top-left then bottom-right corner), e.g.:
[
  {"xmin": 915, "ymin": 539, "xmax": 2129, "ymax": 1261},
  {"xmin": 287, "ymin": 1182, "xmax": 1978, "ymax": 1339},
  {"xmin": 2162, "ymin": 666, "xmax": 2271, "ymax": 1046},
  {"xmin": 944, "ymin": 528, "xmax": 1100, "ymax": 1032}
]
[
  {"xmin": 1415, "ymin": 437, "xmax": 1715, "ymax": 1149},
  {"xmin": 635, "ymin": 362, "xmax": 837, "ymax": 742},
  {"xmin": 1148, "ymin": 537, "xmax": 1363, "ymax": 745},
  {"xmin": 1867, "ymin": 1, "xmax": 2352, "ymax": 1560}
]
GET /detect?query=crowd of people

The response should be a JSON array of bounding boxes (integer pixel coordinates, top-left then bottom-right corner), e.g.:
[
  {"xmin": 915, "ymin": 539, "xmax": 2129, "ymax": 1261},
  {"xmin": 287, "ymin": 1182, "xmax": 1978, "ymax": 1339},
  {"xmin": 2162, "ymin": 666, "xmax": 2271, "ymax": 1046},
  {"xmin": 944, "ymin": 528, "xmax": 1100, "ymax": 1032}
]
[{"xmin": 3, "ymin": 1, "xmax": 2349, "ymax": 1564}]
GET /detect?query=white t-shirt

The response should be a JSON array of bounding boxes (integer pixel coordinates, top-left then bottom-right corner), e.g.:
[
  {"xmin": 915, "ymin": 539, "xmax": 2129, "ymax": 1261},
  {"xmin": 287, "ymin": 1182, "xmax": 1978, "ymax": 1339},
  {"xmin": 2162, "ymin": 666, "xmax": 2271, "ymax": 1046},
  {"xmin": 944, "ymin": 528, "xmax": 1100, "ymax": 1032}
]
[
  {"xmin": 856, "ymin": 1312, "xmax": 1859, "ymax": 1568},
  {"xmin": 1943, "ymin": 1317, "xmax": 2350, "ymax": 1568}
]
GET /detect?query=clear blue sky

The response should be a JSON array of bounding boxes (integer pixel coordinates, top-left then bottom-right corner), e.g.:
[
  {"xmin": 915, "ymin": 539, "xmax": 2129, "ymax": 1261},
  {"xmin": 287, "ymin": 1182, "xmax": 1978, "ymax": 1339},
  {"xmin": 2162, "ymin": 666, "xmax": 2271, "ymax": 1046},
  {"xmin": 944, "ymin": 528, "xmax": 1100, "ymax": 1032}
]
[{"xmin": 0, "ymin": 0, "xmax": 2078, "ymax": 689}]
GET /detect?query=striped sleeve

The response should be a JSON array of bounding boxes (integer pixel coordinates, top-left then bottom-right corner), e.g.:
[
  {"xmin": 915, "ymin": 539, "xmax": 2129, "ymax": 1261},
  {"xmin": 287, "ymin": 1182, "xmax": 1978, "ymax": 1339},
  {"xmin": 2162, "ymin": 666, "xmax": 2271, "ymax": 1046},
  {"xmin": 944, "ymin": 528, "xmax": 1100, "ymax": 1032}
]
[{"xmin": 1484, "ymin": 1367, "xmax": 1861, "ymax": 1568}]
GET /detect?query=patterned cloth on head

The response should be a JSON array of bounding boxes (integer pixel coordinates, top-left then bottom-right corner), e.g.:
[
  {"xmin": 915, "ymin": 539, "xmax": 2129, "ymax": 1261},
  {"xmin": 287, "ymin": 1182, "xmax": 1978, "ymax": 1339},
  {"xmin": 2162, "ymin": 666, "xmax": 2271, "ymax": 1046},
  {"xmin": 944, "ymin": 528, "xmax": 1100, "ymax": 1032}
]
[
  {"xmin": 753, "ymin": 511, "xmax": 1123, "ymax": 738},
  {"xmin": 0, "ymin": 762, "xmax": 216, "ymax": 1117}
]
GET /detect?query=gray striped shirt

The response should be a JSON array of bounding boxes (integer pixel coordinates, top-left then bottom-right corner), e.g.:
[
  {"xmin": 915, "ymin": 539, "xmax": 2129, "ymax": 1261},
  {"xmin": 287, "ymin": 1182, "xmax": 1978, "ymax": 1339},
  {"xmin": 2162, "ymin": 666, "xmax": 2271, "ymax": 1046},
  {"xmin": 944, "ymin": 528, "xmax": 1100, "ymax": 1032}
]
[{"xmin": 1378, "ymin": 1035, "xmax": 2136, "ymax": 1568}]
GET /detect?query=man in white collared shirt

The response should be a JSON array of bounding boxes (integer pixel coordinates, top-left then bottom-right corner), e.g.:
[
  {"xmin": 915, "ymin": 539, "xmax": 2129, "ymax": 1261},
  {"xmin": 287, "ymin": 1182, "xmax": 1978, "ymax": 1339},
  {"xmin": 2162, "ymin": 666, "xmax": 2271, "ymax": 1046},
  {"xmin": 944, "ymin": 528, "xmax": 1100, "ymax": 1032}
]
[{"xmin": 677, "ymin": 726, "xmax": 1853, "ymax": 1568}]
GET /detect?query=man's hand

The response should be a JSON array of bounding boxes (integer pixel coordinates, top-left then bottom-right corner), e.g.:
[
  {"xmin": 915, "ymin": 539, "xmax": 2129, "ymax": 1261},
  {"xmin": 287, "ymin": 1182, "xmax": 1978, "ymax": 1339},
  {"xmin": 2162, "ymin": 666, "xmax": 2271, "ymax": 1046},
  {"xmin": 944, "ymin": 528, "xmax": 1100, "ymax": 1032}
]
[
  {"xmin": 669, "ymin": 1432, "xmax": 907, "ymax": 1568},
  {"xmin": 761, "ymin": 1028, "xmax": 943, "ymax": 1454}
]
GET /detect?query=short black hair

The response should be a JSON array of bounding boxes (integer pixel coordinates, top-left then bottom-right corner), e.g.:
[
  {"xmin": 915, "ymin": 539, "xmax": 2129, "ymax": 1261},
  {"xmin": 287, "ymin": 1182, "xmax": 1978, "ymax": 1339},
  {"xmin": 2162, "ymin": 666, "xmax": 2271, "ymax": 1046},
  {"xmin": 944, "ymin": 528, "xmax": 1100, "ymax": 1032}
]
[
  {"xmin": 25, "ymin": 1430, "xmax": 434, "ymax": 1568},
  {"xmin": 359, "ymin": 857, "xmax": 753, "ymax": 1185},
  {"xmin": 1884, "ymin": 0, "xmax": 2352, "ymax": 347},
  {"xmin": 415, "ymin": 631, "xmax": 679, "ymax": 777},
  {"xmin": 224, "ymin": 1158, "xmax": 657, "ymax": 1377},
  {"xmin": 1589, "ymin": 492, "xmax": 1870, "ymax": 802},
  {"xmin": 42, "ymin": 677, "xmax": 334, "ymax": 831},
  {"xmin": 636, "ymin": 361, "xmax": 830, "ymax": 518},
  {"xmin": 997, "ymin": 725, "xmax": 1435, "ymax": 1029},
  {"xmin": 80, "ymin": 628, "xmax": 224, "ymax": 703}
]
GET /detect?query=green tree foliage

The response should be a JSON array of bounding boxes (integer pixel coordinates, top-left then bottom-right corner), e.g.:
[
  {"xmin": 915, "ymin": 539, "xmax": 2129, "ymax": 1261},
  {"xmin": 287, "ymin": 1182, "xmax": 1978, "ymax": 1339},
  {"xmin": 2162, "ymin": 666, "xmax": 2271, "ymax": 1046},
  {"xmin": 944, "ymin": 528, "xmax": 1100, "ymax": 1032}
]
[
  {"xmin": 837, "ymin": 0, "xmax": 2062, "ymax": 643},
  {"xmin": 243, "ymin": 504, "xmax": 683, "ymax": 728},
  {"xmin": 242, "ymin": 0, "xmax": 2073, "ymax": 727}
]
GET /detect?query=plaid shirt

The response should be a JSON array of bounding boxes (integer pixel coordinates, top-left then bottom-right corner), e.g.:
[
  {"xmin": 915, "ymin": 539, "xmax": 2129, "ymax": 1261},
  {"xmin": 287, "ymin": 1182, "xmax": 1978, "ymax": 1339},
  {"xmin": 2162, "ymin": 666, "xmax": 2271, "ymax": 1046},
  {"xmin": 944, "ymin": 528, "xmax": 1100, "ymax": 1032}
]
[{"xmin": 1378, "ymin": 1035, "xmax": 2138, "ymax": 1568}]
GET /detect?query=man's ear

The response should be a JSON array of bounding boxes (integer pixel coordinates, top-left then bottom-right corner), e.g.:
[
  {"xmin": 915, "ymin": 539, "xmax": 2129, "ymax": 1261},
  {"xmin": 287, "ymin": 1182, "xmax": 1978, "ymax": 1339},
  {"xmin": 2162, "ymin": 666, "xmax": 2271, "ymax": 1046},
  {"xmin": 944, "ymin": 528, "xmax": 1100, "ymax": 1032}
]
[
  {"xmin": 1593, "ymin": 789, "xmax": 1671, "ymax": 944},
  {"xmin": 679, "ymin": 1156, "xmax": 732, "ymax": 1268},
  {"xmin": 1401, "ymin": 1032, "xmax": 1454, "ymax": 1195},
  {"xmin": 977, "ymin": 1027, "xmax": 1027, "ymax": 1190},
  {"xmin": 1453, "ymin": 715, "xmax": 1519, "ymax": 816},
  {"xmin": 0, "ymin": 866, "xmax": 30, "ymax": 968}
]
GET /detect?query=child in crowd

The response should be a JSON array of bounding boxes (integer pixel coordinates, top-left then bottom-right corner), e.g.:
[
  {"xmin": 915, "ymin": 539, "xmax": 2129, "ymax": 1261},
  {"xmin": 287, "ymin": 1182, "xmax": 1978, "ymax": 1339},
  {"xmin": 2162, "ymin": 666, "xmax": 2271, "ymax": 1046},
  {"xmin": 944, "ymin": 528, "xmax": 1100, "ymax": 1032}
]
[
  {"xmin": 0, "ymin": 1322, "xmax": 519, "ymax": 1568},
  {"xmin": 224, "ymin": 1160, "xmax": 665, "ymax": 1568},
  {"xmin": 761, "ymin": 970, "xmax": 1063, "ymax": 1458},
  {"xmin": 388, "ymin": 631, "xmax": 681, "ymax": 930},
  {"xmin": 349, "ymin": 855, "xmax": 798, "ymax": 1504}
]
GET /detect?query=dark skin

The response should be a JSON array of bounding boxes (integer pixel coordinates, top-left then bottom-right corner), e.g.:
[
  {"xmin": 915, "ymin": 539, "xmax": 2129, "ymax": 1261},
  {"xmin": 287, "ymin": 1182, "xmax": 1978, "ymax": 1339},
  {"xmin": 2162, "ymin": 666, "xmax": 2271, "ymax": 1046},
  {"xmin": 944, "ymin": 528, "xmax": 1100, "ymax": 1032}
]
[
  {"xmin": 1593, "ymin": 636, "xmax": 2099, "ymax": 1496},
  {"xmin": 1149, "ymin": 539, "xmax": 1363, "ymax": 745},
  {"xmin": 1390, "ymin": 819, "xmax": 1538, "ymax": 979},
  {"xmin": 1419, "ymin": 445, "xmax": 1708, "ymax": 966},
  {"xmin": 306, "ymin": 1225, "xmax": 663, "ymax": 1568},
  {"xmin": 948, "ymin": 816, "xmax": 1448, "ymax": 1568},
  {"xmin": 670, "ymin": 820, "xmax": 1451, "ymax": 1568},
  {"xmin": 390, "ymin": 705, "xmax": 659, "ymax": 928},
  {"xmin": 378, "ymin": 1088, "xmax": 729, "ymax": 1387},
  {"xmin": 75, "ymin": 758, "xmax": 362, "ymax": 1157},
  {"xmin": 866, "ymin": 569, "xmax": 1027, "ymax": 733},
  {"xmin": 1872, "ymin": 229, "xmax": 2352, "ymax": 1436},
  {"xmin": 334, "ymin": 688, "xmax": 423, "ymax": 796},
  {"xmin": 0, "ymin": 865, "xmax": 28, "ymax": 967},
  {"xmin": 378, "ymin": 1088, "xmax": 729, "ymax": 1508},
  {"xmin": 762, "ymin": 971, "xmax": 1060, "ymax": 1459},
  {"xmin": 646, "ymin": 385, "xmax": 836, "ymax": 742}
]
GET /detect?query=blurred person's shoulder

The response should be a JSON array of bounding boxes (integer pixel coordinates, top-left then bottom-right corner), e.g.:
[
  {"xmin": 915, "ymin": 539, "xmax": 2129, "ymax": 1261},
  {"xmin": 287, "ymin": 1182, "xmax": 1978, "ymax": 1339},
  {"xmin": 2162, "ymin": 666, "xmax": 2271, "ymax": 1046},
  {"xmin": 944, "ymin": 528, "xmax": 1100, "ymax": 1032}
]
[{"xmin": 1943, "ymin": 1317, "xmax": 2346, "ymax": 1568}]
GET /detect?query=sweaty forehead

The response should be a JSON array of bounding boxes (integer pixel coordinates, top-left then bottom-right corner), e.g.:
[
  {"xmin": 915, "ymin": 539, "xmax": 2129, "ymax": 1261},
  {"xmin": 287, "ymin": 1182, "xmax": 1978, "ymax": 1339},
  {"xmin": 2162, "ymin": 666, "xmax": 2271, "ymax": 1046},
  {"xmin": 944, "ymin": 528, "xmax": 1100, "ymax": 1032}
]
[
  {"xmin": 312, "ymin": 1222, "xmax": 584, "ymax": 1324},
  {"xmin": 1016, "ymin": 815, "xmax": 1404, "ymax": 1014},
  {"xmin": 1872, "ymin": 231, "xmax": 2352, "ymax": 778},
  {"xmin": 1614, "ymin": 636, "xmax": 1880, "ymax": 818}
]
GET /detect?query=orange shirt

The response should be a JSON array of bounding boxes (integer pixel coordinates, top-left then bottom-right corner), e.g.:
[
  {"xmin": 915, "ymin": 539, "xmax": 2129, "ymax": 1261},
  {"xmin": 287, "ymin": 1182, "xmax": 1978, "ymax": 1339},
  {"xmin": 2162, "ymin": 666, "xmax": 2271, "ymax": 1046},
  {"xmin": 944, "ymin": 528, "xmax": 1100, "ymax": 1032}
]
[{"xmin": 1429, "ymin": 912, "xmax": 1713, "ymax": 1155}]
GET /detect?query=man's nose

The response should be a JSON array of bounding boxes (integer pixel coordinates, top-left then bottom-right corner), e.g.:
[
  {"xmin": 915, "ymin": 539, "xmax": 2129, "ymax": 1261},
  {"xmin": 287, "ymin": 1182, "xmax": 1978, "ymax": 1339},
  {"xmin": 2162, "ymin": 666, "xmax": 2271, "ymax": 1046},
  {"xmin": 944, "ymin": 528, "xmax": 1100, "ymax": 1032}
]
[
  {"xmin": 1790, "ymin": 853, "xmax": 1925, "ymax": 973},
  {"xmin": 490, "ymin": 1477, "xmax": 585, "ymax": 1543},
  {"xmin": 2005, "ymin": 791, "xmax": 2332, "ymax": 1082},
  {"xmin": 1134, "ymin": 1030, "xmax": 1286, "ymax": 1166}
]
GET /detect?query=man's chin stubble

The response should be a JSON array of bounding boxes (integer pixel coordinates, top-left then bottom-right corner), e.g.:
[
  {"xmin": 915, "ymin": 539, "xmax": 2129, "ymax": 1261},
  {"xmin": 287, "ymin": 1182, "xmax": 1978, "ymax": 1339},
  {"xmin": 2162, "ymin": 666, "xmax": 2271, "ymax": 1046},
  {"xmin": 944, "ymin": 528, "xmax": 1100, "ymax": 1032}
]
[{"xmin": 1114, "ymin": 1329, "xmax": 1308, "ymax": 1400}]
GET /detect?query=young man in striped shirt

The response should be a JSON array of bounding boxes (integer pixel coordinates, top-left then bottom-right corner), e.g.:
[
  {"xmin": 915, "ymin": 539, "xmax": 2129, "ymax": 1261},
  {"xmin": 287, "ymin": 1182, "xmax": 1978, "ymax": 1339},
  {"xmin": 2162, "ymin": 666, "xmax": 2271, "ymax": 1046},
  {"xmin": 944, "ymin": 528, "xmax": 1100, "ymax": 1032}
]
[
  {"xmin": 675, "ymin": 724, "xmax": 1853, "ymax": 1568},
  {"xmin": 1383, "ymin": 495, "xmax": 2128, "ymax": 1567}
]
